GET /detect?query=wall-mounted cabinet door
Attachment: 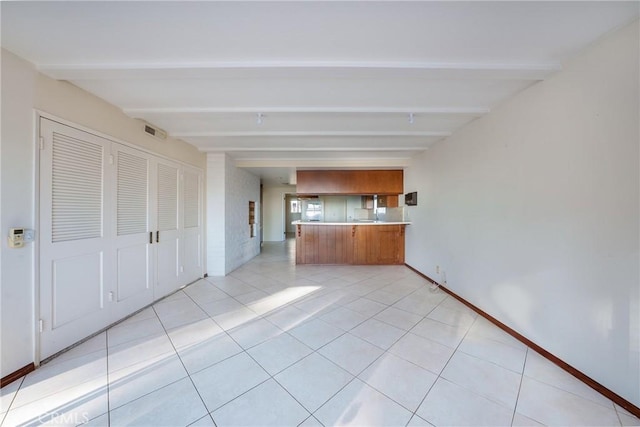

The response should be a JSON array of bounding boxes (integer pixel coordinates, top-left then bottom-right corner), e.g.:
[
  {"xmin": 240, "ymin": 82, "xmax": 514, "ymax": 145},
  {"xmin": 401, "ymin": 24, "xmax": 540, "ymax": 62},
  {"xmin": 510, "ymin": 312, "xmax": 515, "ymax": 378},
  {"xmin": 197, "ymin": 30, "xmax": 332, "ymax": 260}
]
[{"xmin": 296, "ymin": 170, "xmax": 403, "ymax": 195}]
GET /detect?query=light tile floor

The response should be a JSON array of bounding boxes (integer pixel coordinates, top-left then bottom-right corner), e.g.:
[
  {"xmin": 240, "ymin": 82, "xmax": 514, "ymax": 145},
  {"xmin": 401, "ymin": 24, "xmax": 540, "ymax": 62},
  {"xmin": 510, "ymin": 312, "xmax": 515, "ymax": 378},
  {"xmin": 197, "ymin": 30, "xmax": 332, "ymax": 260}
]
[{"xmin": 1, "ymin": 240, "xmax": 639, "ymax": 426}]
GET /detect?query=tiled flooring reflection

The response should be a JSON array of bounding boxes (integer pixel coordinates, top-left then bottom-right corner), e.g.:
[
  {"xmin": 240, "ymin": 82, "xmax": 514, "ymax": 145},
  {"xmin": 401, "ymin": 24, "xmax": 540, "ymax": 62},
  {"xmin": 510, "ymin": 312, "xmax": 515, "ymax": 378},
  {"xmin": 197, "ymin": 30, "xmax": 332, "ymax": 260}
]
[{"xmin": 2, "ymin": 240, "xmax": 638, "ymax": 426}]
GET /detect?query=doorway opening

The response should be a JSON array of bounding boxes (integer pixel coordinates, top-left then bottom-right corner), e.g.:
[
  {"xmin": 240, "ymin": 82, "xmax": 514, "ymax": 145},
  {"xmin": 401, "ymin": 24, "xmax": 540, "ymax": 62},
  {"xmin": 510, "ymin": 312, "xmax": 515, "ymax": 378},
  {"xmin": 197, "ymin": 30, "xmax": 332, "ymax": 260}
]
[{"xmin": 284, "ymin": 193, "xmax": 301, "ymax": 240}]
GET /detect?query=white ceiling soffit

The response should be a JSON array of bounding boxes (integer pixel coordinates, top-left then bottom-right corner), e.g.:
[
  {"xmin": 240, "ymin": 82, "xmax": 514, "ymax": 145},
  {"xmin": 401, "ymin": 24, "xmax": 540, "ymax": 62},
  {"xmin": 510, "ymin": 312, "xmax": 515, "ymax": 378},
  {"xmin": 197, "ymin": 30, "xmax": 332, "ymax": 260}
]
[{"xmin": 2, "ymin": 1, "xmax": 638, "ymax": 182}]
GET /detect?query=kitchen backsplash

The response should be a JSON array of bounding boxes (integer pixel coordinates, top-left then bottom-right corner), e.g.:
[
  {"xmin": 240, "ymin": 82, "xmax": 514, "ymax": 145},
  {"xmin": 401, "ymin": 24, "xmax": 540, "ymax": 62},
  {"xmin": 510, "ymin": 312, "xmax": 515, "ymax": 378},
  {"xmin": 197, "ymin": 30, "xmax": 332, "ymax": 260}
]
[{"xmin": 301, "ymin": 195, "xmax": 407, "ymax": 222}]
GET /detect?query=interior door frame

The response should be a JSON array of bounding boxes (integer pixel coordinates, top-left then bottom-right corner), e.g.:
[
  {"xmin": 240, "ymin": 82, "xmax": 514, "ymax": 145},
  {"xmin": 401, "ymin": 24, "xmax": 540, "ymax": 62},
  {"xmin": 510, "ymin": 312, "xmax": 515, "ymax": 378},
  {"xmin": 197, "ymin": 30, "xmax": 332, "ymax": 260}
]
[{"xmin": 33, "ymin": 111, "xmax": 43, "ymax": 367}]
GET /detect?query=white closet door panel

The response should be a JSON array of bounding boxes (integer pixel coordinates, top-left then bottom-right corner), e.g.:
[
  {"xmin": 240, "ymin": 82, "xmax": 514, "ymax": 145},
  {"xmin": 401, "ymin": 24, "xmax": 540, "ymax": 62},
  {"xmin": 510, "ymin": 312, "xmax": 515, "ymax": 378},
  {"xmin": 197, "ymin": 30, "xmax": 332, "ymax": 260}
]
[
  {"xmin": 158, "ymin": 163, "xmax": 178, "ymax": 232},
  {"xmin": 52, "ymin": 252, "xmax": 104, "ymax": 328},
  {"xmin": 117, "ymin": 245, "xmax": 150, "ymax": 301},
  {"xmin": 182, "ymin": 168, "xmax": 203, "ymax": 282},
  {"xmin": 183, "ymin": 234, "xmax": 201, "ymax": 281},
  {"xmin": 155, "ymin": 160, "xmax": 181, "ymax": 298},
  {"xmin": 51, "ymin": 132, "xmax": 103, "ymax": 242},
  {"xmin": 117, "ymin": 151, "xmax": 149, "ymax": 236},
  {"xmin": 112, "ymin": 145, "xmax": 154, "ymax": 317},
  {"xmin": 183, "ymin": 170, "xmax": 199, "ymax": 229},
  {"xmin": 39, "ymin": 118, "xmax": 112, "ymax": 359}
]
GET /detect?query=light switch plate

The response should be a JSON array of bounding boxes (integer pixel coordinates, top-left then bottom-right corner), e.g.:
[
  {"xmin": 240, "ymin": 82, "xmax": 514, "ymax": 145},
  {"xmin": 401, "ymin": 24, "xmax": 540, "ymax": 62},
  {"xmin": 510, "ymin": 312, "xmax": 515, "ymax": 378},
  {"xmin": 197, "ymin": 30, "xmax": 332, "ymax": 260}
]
[{"xmin": 24, "ymin": 229, "xmax": 35, "ymax": 242}]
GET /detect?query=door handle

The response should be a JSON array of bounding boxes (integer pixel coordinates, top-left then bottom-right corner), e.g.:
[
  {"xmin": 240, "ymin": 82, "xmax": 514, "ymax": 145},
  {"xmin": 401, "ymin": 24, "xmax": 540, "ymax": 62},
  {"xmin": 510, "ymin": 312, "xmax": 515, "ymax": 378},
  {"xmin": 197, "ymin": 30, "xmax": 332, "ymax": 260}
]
[
  {"xmin": 156, "ymin": 231, "xmax": 159, "ymax": 243},
  {"xmin": 149, "ymin": 231, "xmax": 153, "ymax": 244}
]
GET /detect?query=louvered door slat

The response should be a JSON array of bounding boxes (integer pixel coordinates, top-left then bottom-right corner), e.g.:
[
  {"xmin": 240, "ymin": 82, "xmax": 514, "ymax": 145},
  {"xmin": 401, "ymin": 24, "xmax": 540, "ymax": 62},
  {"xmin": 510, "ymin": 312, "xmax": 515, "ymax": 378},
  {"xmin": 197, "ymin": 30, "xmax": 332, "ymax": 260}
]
[
  {"xmin": 52, "ymin": 132, "xmax": 103, "ymax": 242},
  {"xmin": 158, "ymin": 163, "xmax": 178, "ymax": 231},
  {"xmin": 184, "ymin": 170, "xmax": 199, "ymax": 228},
  {"xmin": 117, "ymin": 151, "xmax": 149, "ymax": 235}
]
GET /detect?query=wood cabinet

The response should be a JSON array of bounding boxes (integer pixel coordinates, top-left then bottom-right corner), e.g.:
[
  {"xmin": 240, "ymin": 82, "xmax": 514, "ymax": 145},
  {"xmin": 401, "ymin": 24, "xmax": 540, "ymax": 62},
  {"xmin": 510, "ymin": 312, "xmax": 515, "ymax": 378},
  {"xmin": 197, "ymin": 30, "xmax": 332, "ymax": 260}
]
[
  {"xmin": 362, "ymin": 195, "xmax": 399, "ymax": 208},
  {"xmin": 296, "ymin": 170, "xmax": 403, "ymax": 195},
  {"xmin": 377, "ymin": 195, "xmax": 399, "ymax": 207},
  {"xmin": 296, "ymin": 224, "xmax": 353, "ymax": 264},
  {"xmin": 296, "ymin": 224, "xmax": 405, "ymax": 265},
  {"xmin": 353, "ymin": 225, "xmax": 405, "ymax": 265}
]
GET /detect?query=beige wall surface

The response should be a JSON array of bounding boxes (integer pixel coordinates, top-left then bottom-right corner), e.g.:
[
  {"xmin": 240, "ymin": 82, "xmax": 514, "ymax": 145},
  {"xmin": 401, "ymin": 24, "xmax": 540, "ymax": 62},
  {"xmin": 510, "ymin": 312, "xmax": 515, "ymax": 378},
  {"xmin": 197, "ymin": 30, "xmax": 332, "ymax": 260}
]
[
  {"xmin": 405, "ymin": 20, "xmax": 640, "ymax": 405},
  {"xmin": 34, "ymin": 71, "xmax": 204, "ymax": 168},
  {"xmin": 1, "ymin": 49, "xmax": 38, "ymax": 378}
]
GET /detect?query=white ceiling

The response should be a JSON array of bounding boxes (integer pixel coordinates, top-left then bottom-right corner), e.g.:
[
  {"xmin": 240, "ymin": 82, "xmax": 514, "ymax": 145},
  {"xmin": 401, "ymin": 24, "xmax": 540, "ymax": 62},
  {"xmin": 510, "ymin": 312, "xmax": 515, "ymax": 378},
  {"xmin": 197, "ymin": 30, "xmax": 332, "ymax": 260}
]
[{"xmin": 2, "ymin": 1, "xmax": 638, "ymax": 184}]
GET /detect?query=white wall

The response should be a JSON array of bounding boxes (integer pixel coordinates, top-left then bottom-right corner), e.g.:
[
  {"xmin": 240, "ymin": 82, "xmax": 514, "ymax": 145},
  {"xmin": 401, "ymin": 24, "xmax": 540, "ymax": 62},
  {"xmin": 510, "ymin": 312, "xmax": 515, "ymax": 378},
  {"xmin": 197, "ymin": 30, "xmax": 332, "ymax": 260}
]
[
  {"xmin": 405, "ymin": 21, "xmax": 639, "ymax": 405},
  {"xmin": 206, "ymin": 153, "xmax": 226, "ymax": 276},
  {"xmin": 263, "ymin": 184, "xmax": 296, "ymax": 242},
  {"xmin": 225, "ymin": 156, "xmax": 261, "ymax": 273},
  {"xmin": 0, "ymin": 48, "xmax": 205, "ymax": 378},
  {"xmin": 206, "ymin": 153, "xmax": 261, "ymax": 275},
  {"xmin": 1, "ymin": 50, "xmax": 37, "ymax": 378}
]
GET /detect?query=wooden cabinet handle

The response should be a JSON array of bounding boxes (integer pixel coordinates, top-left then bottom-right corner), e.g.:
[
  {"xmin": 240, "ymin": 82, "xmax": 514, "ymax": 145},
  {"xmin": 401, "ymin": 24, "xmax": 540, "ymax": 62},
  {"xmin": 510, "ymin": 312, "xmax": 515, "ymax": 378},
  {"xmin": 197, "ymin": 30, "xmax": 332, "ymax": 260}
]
[
  {"xmin": 352, "ymin": 226, "xmax": 356, "ymax": 237},
  {"xmin": 297, "ymin": 225, "xmax": 301, "ymax": 237}
]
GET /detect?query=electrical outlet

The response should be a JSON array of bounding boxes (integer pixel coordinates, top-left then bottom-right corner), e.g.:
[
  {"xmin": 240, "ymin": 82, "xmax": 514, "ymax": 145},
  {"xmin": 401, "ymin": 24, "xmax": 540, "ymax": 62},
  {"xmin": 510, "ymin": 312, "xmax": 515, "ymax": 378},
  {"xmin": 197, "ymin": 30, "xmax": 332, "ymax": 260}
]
[{"xmin": 436, "ymin": 265, "xmax": 440, "ymax": 274}]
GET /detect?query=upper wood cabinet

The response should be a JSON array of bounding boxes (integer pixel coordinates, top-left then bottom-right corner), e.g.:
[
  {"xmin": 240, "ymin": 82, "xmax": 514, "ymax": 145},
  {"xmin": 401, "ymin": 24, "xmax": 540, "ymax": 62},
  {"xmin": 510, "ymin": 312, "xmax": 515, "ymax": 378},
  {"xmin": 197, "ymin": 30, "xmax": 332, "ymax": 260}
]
[
  {"xmin": 296, "ymin": 170, "xmax": 403, "ymax": 195},
  {"xmin": 377, "ymin": 195, "xmax": 399, "ymax": 207}
]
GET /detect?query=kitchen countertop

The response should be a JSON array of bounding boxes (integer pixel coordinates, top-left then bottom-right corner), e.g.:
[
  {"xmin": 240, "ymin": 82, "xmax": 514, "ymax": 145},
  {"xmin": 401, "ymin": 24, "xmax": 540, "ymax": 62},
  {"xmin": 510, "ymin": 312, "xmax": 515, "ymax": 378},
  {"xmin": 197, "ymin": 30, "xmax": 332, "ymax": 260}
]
[{"xmin": 292, "ymin": 220, "xmax": 411, "ymax": 226}]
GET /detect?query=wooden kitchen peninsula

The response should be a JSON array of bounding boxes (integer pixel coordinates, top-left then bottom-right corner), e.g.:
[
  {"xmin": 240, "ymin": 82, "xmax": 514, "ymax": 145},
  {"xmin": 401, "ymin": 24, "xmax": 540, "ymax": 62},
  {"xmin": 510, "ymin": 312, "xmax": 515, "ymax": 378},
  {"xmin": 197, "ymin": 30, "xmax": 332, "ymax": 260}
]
[{"xmin": 293, "ymin": 221, "xmax": 410, "ymax": 265}]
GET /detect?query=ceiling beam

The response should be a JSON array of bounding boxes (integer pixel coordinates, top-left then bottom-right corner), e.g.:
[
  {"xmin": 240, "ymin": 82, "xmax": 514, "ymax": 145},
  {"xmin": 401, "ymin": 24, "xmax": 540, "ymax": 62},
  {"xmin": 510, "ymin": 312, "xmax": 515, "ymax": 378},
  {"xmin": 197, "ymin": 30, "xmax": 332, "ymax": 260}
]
[
  {"xmin": 175, "ymin": 131, "xmax": 452, "ymax": 137},
  {"xmin": 124, "ymin": 107, "xmax": 491, "ymax": 116},
  {"xmin": 39, "ymin": 61, "xmax": 560, "ymax": 81},
  {"xmin": 199, "ymin": 146, "xmax": 432, "ymax": 152},
  {"xmin": 235, "ymin": 159, "xmax": 413, "ymax": 168}
]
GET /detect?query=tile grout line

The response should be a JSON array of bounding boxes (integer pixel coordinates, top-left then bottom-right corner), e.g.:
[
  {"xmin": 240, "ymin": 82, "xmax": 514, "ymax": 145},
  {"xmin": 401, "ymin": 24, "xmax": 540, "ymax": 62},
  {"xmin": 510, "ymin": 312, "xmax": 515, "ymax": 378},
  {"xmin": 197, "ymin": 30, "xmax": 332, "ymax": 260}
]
[
  {"xmin": 304, "ymin": 279, "xmax": 455, "ymax": 423},
  {"xmin": 521, "ymin": 371, "xmax": 625, "ymax": 413},
  {"xmin": 193, "ymin": 295, "xmax": 314, "ymax": 421},
  {"xmin": 307, "ymin": 288, "xmax": 448, "ymax": 423},
  {"xmin": 181, "ymin": 284, "xmax": 316, "ymax": 422},
  {"xmin": 105, "ymin": 306, "xmax": 190, "ymax": 415},
  {"xmin": 150, "ymin": 303, "xmax": 217, "ymax": 425},
  {"xmin": 407, "ymin": 309, "xmax": 481, "ymax": 426},
  {"xmin": 299, "ymin": 282, "xmax": 451, "ymax": 420},
  {"xmin": 105, "ymin": 331, "xmax": 111, "ymax": 427},
  {"xmin": 171, "ymin": 265, "xmax": 536, "ymax": 425},
  {"xmin": 198, "ymin": 273, "xmax": 407, "ymax": 422},
  {"xmin": 510, "ymin": 347, "xmax": 529, "ymax": 426},
  {"xmin": 402, "ymin": 297, "xmax": 460, "ymax": 424},
  {"xmin": 0, "ymin": 376, "xmax": 24, "ymax": 426}
]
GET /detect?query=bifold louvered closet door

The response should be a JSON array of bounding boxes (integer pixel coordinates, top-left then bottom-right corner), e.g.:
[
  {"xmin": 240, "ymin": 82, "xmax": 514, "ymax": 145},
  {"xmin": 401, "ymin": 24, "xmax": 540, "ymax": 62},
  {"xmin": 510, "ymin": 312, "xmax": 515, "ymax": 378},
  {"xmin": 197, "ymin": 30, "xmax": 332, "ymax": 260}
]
[
  {"xmin": 39, "ymin": 119, "xmax": 114, "ymax": 358},
  {"xmin": 155, "ymin": 159, "xmax": 181, "ymax": 297},
  {"xmin": 39, "ymin": 118, "xmax": 203, "ymax": 359},
  {"xmin": 182, "ymin": 167, "xmax": 203, "ymax": 283},
  {"xmin": 111, "ymin": 144, "xmax": 155, "ymax": 320}
]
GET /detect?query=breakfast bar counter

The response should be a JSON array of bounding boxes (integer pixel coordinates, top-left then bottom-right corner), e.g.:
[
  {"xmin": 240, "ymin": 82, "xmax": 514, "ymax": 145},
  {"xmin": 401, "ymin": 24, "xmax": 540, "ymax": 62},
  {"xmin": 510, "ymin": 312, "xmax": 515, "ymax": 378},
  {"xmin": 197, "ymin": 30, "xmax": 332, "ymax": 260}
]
[{"xmin": 292, "ymin": 221, "xmax": 410, "ymax": 265}]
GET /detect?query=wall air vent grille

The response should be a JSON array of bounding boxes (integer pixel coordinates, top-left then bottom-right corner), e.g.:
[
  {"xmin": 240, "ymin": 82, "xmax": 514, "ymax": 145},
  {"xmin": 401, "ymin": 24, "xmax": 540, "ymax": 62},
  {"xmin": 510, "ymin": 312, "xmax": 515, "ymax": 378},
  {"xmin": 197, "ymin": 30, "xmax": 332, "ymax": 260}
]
[{"xmin": 143, "ymin": 123, "xmax": 167, "ymax": 140}]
